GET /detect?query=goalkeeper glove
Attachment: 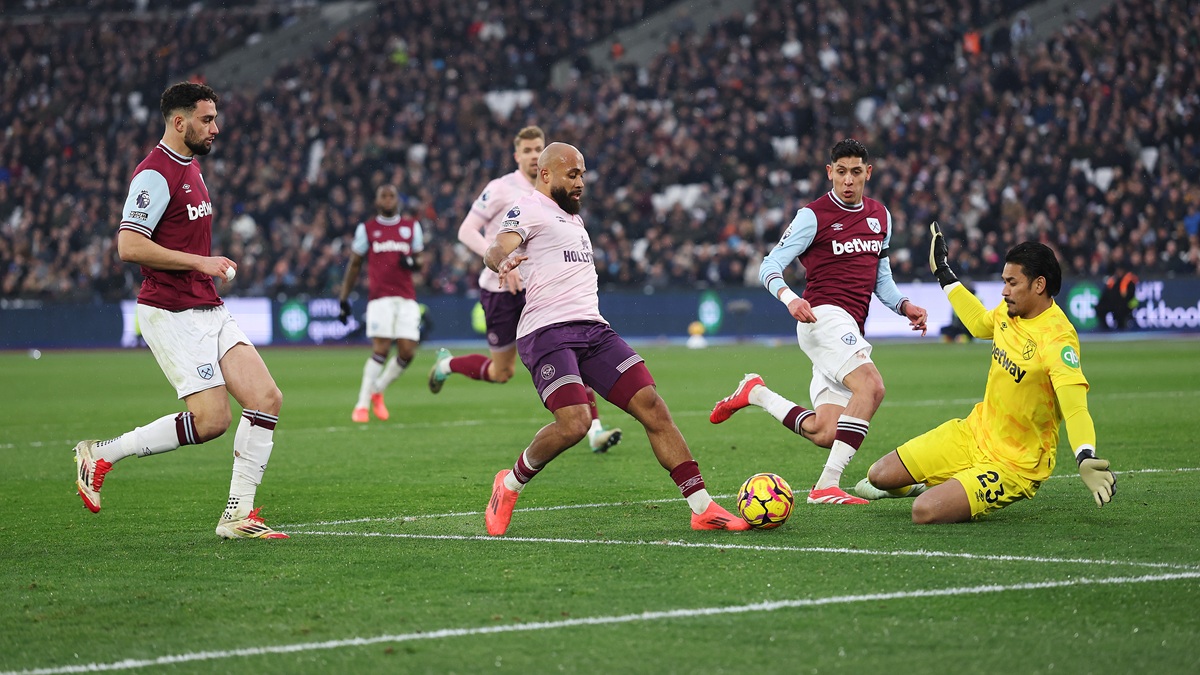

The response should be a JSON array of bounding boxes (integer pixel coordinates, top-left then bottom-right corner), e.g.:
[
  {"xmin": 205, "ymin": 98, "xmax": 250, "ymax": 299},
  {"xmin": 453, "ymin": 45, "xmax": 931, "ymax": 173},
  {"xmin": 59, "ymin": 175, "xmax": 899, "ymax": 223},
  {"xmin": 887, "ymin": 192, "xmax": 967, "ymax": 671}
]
[
  {"xmin": 1076, "ymin": 447, "xmax": 1116, "ymax": 508},
  {"xmin": 928, "ymin": 221, "xmax": 959, "ymax": 288},
  {"xmin": 338, "ymin": 299, "xmax": 352, "ymax": 325}
]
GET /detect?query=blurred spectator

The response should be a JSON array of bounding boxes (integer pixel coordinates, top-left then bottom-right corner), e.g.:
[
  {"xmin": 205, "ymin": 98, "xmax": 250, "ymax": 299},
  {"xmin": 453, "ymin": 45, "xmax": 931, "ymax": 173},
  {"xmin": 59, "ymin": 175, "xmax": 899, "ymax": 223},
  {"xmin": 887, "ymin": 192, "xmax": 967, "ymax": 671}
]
[
  {"xmin": 1096, "ymin": 265, "xmax": 1139, "ymax": 331},
  {"xmin": 1, "ymin": 0, "xmax": 1197, "ymax": 306}
]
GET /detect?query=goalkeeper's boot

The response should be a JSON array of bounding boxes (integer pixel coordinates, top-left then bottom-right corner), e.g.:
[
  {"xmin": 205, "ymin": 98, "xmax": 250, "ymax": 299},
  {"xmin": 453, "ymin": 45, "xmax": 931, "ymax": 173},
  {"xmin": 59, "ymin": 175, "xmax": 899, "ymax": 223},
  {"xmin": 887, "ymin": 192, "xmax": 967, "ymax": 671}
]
[
  {"xmin": 486, "ymin": 470, "xmax": 521, "ymax": 536},
  {"xmin": 74, "ymin": 440, "xmax": 111, "ymax": 514},
  {"xmin": 807, "ymin": 485, "xmax": 870, "ymax": 505},
  {"xmin": 351, "ymin": 407, "xmax": 369, "ymax": 423},
  {"xmin": 854, "ymin": 478, "xmax": 927, "ymax": 500},
  {"xmin": 427, "ymin": 348, "xmax": 452, "ymax": 394},
  {"xmin": 691, "ymin": 501, "xmax": 751, "ymax": 531},
  {"xmin": 709, "ymin": 373, "xmax": 764, "ymax": 424},
  {"xmin": 370, "ymin": 392, "xmax": 390, "ymax": 421},
  {"xmin": 216, "ymin": 507, "xmax": 289, "ymax": 540},
  {"xmin": 588, "ymin": 424, "xmax": 622, "ymax": 453}
]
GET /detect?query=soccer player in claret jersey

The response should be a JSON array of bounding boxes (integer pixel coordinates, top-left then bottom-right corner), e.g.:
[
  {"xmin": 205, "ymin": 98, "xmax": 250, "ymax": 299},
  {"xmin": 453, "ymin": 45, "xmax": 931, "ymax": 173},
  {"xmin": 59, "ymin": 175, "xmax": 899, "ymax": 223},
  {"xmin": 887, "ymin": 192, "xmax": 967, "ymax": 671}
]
[
  {"xmin": 711, "ymin": 139, "xmax": 929, "ymax": 505},
  {"xmin": 854, "ymin": 229, "xmax": 1116, "ymax": 522},
  {"xmin": 336, "ymin": 184, "xmax": 425, "ymax": 423},
  {"xmin": 72, "ymin": 82, "xmax": 286, "ymax": 539},
  {"xmin": 482, "ymin": 142, "xmax": 748, "ymax": 535},
  {"xmin": 428, "ymin": 126, "xmax": 622, "ymax": 453}
]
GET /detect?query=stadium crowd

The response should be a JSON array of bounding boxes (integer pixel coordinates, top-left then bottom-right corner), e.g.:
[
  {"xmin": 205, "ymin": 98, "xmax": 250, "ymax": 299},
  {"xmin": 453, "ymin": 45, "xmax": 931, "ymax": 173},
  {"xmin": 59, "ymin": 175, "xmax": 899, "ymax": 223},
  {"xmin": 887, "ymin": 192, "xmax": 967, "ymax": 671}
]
[{"xmin": 1, "ymin": 0, "xmax": 1197, "ymax": 304}]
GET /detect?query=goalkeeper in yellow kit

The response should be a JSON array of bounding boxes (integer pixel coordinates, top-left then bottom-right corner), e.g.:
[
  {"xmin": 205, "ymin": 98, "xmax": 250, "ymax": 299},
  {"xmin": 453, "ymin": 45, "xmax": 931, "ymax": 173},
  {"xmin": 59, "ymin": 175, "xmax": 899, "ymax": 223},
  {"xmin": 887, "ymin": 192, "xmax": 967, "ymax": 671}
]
[{"xmin": 856, "ymin": 224, "xmax": 1116, "ymax": 523}]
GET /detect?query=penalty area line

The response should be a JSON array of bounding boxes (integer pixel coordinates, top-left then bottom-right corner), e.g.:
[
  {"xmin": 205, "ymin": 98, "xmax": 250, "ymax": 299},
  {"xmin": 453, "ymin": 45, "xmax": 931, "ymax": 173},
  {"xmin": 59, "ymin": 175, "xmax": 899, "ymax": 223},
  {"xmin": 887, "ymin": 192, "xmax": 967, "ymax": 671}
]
[{"xmin": 8, "ymin": 571, "xmax": 1199, "ymax": 675}]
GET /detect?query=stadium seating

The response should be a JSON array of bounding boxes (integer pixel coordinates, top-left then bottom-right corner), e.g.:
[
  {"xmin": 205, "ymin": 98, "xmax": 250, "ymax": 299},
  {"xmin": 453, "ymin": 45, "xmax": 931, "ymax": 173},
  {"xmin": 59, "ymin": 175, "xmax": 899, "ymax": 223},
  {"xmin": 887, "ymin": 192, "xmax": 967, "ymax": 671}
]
[{"xmin": 0, "ymin": 0, "xmax": 1196, "ymax": 303}]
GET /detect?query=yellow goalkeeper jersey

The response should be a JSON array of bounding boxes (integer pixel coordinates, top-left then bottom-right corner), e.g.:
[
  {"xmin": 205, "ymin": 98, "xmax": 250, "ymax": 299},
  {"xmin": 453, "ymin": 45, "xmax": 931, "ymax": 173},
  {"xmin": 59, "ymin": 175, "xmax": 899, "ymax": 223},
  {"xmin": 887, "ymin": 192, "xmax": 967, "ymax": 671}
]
[{"xmin": 951, "ymin": 288, "xmax": 1089, "ymax": 482}]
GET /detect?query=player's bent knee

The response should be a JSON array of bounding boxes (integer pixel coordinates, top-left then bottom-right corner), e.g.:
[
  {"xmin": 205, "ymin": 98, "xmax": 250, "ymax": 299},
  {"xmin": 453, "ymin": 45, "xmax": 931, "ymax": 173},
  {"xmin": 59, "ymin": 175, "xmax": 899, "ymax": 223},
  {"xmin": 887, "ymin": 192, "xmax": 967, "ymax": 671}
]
[
  {"xmin": 194, "ymin": 412, "xmax": 233, "ymax": 442},
  {"xmin": 911, "ymin": 492, "xmax": 970, "ymax": 525},
  {"xmin": 807, "ymin": 425, "xmax": 836, "ymax": 448},
  {"xmin": 560, "ymin": 417, "xmax": 591, "ymax": 444}
]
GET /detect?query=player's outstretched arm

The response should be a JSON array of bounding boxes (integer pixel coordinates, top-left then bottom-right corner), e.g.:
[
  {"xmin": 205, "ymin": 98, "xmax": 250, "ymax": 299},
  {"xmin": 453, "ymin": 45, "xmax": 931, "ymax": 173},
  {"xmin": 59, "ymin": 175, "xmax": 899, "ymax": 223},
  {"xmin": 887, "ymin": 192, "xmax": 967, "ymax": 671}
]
[
  {"xmin": 1059, "ymin": 383, "xmax": 1115, "ymax": 508},
  {"xmin": 485, "ymin": 231, "xmax": 526, "ymax": 277}
]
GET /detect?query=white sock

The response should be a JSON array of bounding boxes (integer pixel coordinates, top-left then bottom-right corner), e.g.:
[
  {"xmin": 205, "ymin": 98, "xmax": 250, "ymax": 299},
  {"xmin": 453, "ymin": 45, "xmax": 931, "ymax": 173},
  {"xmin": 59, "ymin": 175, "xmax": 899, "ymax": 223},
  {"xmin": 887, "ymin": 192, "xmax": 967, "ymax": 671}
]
[
  {"xmin": 588, "ymin": 418, "xmax": 602, "ymax": 433},
  {"xmin": 95, "ymin": 413, "xmax": 187, "ymax": 463},
  {"xmin": 224, "ymin": 411, "xmax": 276, "ymax": 520},
  {"xmin": 374, "ymin": 357, "xmax": 407, "ymax": 393},
  {"xmin": 685, "ymin": 488, "xmax": 714, "ymax": 515},
  {"xmin": 750, "ymin": 386, "xmax": 800, "ymax": 423},
  {"xmin": 503, "ymin": 472, "xmax": 525, "ymax": 493},
  {"xmin": 357, "ymin": 357, "xmax": 385, "ymax": 408},
  {"xmin": 816, "ymin": 440, "xmax": 856, "ymax": 489}
]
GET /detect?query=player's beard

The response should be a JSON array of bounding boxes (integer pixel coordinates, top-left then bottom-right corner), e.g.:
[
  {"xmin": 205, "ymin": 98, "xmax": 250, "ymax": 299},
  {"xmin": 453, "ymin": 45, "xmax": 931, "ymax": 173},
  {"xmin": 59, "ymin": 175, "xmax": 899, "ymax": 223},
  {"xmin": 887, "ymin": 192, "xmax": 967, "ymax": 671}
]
[
  {"xmin": 550, "ymin": 186, "xmax": 581, "ymax": 215},
  {"xmin": 184, "ymin": 126, "xmax": 212, "ymax": 156}
]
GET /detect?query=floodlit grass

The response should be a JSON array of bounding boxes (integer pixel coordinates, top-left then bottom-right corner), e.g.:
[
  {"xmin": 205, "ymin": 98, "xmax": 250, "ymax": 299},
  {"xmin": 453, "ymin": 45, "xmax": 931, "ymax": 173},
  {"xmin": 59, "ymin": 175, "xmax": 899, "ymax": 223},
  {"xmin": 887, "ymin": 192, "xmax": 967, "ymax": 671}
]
[{"xmin": 2, "ymin": 338, "xmax": 1199, "ymax": 673}]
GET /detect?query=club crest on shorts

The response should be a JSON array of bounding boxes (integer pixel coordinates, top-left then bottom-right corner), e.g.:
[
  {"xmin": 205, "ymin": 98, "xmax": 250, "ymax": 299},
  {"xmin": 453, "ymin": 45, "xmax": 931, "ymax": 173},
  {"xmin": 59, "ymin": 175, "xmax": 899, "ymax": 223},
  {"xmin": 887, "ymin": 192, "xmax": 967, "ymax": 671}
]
[
  {"xmin": 540, "ymin": 364, "xmax": 556, "ymax": 380},
  {"xmin": 841, "ymin": 333, "xmax": 857, "ymax": 346},
  {"xmin": 197, "ymin": 363, "xmax": 214, "ymax": 380}
]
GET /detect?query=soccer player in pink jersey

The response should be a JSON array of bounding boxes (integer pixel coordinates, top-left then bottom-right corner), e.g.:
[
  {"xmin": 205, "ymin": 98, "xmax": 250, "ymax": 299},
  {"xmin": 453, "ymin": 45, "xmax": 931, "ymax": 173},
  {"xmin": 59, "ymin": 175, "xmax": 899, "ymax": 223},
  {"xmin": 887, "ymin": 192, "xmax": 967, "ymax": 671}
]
[
  {"xmin": 72, "ymin": 82, "xmax": 286, "ymax": 539},
  {"xmin": 481, "ymin": 142, "xmax": 748, "ymax": 535},
  {"xmin": 336, "ymin": 184, "xmax": 424, "ymax": 423},
  {"xmin": 710, "ymin": 139, "xmax": 929, "ymax": 506},
  {"xmin": 428, "ymin": 126, "xmax": 622, "ymax": 453}
]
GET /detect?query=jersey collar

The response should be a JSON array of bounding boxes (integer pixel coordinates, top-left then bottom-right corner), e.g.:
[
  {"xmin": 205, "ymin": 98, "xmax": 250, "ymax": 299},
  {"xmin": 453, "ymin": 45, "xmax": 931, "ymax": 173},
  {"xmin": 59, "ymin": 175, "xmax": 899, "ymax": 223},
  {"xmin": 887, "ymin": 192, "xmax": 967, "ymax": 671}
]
[
  {"xmin": 827, "ymin": 191, "xmax": 865, "ymax": 212},
  {"xmin": 157, "ymin": 143, "xmax": 193, "ymax": 166}
]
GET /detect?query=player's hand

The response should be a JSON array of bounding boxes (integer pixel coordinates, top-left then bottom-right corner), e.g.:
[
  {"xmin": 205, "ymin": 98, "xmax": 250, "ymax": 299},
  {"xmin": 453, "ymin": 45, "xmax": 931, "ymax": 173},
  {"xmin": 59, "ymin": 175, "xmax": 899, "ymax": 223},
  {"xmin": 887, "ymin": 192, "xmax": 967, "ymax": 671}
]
[
  {"xmin": 501, "ymin": 268, "xmax": 524, "ymax": 294},
  {"xmin": 787, "ymin": 297, "xmax": 817, "ymax": 323},
  {"xmin": 929, "ymin": 221, "xmax": 959, "ymax": 288},
  {"xmin": 498, "ymin": 255, "xmax": 528, "ymax": 287},
  {"xmin": 338, "ymin": 300, "xmax": 352, "ymax": 325},
  {"xmin": 903, "ymin": 301, "xmax": 929, "ymax": 337},
  {"xmin": 1077, "ymin": 449, "xmax": 1116, "ymax": 508}
]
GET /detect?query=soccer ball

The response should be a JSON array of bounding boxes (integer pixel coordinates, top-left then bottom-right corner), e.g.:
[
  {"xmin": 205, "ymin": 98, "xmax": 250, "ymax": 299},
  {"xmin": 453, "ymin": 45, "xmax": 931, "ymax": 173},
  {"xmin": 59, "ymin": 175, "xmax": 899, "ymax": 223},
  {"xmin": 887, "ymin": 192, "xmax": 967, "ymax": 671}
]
[{"xmin": 736, "ymin": 472, "xmax": 795, "ymax": 529}]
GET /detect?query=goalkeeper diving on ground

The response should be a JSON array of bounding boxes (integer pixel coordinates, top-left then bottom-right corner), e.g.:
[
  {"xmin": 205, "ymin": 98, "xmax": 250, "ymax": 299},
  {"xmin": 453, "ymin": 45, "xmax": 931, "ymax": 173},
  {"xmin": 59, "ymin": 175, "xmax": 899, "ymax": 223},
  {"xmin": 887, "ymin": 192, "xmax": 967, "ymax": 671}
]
[{"xmin": 854, "ymin": 223, "xmax": 1117, "ymax": 523}]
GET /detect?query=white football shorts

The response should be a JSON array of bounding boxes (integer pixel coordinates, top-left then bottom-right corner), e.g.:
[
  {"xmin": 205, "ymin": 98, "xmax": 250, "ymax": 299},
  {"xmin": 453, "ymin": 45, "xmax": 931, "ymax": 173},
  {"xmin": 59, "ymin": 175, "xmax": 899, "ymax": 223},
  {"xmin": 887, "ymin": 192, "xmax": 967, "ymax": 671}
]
[
  {"xmin": 365, "ymin": 296, "xmax": 421, "ymax": 341},
  {"xmin": 795, "ymin": 304, "xmax": 874, "ymax": 408},
  {"xmin": 137, "ymin": 304, "xmax": 251, "ymax": 399}
]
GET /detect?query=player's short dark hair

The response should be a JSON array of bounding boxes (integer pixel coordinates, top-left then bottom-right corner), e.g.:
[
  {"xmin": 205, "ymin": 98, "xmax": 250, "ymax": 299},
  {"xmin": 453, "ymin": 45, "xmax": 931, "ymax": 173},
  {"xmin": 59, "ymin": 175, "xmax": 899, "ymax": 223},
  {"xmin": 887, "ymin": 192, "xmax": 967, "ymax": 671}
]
[
  {"xmin": 514, "ymin": 126, "xmax": 545, "ymax": 149},
  {"xmin": 830, "ymin": 138, "xmax": 870, "ymax": 164},
  {"xmin": 160, "ymin": 82, "xmax": 219, "ymax": 121},
  {"xmin": 1005, "ymin": 241, "xmax": 1062, "ymax": 297}
]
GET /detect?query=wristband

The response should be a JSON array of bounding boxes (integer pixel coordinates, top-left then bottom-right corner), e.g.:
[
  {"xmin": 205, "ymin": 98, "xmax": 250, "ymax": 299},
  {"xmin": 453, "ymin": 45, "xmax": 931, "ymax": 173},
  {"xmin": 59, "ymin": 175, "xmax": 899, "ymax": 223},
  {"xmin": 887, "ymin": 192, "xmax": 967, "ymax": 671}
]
[
  {"xmin": 779, "ymin": 288, "xmax": 800, "ymax": 306},
  {"xmin": 1075, "ymin": 445, "xmax": 1097, "ymax": 465}
]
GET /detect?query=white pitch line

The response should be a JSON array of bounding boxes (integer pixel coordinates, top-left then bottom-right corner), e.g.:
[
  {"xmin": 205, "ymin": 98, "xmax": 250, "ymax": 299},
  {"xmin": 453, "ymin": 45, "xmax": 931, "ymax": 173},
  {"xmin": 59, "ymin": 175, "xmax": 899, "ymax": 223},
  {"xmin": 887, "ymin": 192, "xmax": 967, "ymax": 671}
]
[
  {"xmin": 296, "ymin": 530, "xmax": 1200, "ymax": 571},
  {"xmin": 280, "ymin": 466, "xmax": 1200, "ymax": 530},
  {"xmin": 7, "ymin": 571, "xmax": 1198, "ymax": 675}
]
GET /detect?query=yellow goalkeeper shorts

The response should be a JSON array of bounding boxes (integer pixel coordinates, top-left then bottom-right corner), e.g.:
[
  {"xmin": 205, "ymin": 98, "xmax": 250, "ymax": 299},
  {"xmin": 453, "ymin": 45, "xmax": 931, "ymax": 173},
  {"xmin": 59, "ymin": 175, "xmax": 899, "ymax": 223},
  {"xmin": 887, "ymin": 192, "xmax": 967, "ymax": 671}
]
[{"xmin": 897, "ymin": 418, "xmax": 1041, "ymax": 519}]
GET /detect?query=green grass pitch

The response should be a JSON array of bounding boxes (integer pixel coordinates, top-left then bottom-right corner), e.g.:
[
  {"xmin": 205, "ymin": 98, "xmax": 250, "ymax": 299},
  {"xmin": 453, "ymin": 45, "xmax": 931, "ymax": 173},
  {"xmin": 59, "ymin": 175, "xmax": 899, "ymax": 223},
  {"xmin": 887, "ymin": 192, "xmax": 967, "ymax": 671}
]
[{"xmin": 2, "ymin": 338, "xmax": 1199, "ymax": 673}]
